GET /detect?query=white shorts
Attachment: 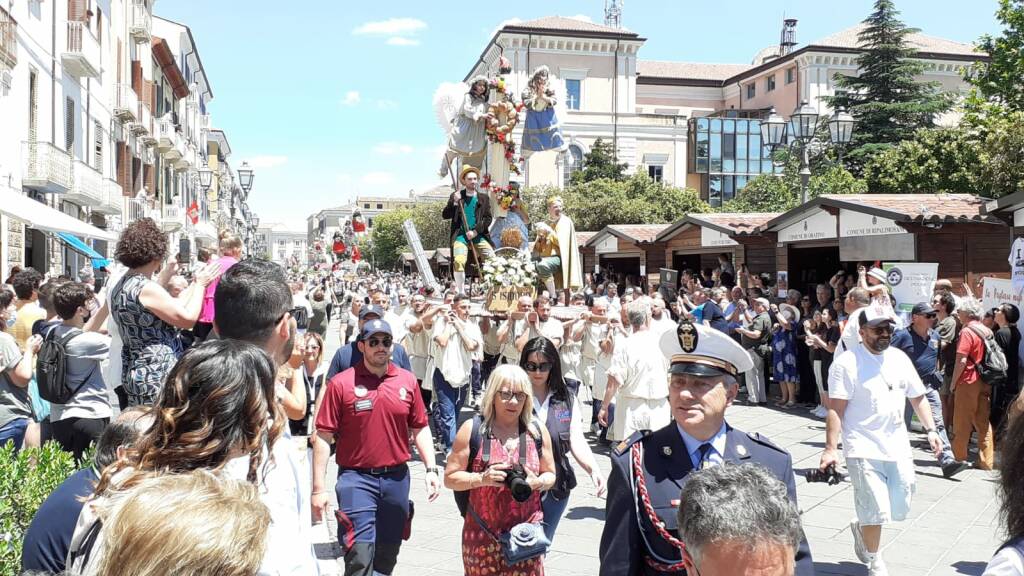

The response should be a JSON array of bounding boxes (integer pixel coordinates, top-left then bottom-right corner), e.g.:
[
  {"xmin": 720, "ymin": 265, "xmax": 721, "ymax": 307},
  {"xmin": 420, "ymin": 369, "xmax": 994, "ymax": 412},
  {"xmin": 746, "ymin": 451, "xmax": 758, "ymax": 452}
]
[{"xmin": 847, "ymin": 457, "xmax": 916, "ymax": 525}]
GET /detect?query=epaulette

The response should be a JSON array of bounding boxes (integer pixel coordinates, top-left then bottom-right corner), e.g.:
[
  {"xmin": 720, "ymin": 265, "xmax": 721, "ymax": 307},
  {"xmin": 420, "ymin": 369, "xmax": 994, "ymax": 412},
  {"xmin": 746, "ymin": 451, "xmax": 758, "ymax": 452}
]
[
  {"xmin": 613, "ymin": 429, "xmax": 652, "ymax": 456},
  {"xmin": 746, "ymin": 431, "xmax": 788, "ymax": 454}
]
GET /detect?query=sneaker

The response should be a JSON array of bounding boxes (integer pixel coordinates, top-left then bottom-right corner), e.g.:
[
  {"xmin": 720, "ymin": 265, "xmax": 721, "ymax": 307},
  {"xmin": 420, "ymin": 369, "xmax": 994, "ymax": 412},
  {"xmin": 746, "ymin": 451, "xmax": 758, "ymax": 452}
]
[
  {"xmin": 942, "ymin": 460, "xmax": 971, "ymax": 479},
  {"xmin": 850, "ymin": 519, "xmax": 870, "ymax": 563},
  {"xmin": 868, "ymin": 557, "xmax": 889, "ymax": 576}
]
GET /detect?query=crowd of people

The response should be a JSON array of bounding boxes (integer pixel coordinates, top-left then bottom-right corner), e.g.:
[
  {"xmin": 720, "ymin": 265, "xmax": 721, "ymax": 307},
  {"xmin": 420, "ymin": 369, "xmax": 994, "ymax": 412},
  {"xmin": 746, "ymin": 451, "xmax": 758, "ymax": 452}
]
[{"xmin": 3, "ymin": 219, "xmax": 1024, "ymax": 575}]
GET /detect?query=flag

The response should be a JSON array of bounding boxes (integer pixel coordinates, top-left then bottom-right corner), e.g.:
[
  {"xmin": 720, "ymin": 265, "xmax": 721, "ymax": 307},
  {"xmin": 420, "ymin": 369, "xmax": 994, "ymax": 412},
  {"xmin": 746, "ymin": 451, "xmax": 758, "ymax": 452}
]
[{"xmin": 187, "ymin": 201, "xmax": 199, "ymax": 225}]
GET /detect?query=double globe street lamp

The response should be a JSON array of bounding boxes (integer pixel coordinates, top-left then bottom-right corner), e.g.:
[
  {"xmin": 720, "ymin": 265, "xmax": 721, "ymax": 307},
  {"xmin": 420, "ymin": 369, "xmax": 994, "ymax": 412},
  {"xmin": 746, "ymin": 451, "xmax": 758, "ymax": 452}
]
[{"xmin": 760, "ymin": 100, "xmax": 855, "ymax": 204}]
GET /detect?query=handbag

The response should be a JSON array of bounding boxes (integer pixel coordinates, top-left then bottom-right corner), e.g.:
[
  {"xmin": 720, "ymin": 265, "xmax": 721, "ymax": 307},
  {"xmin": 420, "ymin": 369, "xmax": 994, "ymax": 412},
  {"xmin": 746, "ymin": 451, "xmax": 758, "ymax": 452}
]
[{"xmin": 465, "ymin": 431, "xmax": 550, "ymax": 564}]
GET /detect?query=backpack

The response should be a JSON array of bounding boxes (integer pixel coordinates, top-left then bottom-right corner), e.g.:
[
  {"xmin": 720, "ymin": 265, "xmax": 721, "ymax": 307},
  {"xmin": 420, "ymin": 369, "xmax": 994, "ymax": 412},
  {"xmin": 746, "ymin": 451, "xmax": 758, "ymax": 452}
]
[
  {"xmin": 453, "ymin": 415, "xmax": 544, "ymax": 517},
  {"xmin": 968, "ymin": 325, "xmax": 1008, "ymax": 386},
  {"xmin": 36, "ymin": 327, "xmax": 94, "ymax": 404},
  {"xmin": 292, "ymin": 306, "xmax": 310, "ymax": 330}
]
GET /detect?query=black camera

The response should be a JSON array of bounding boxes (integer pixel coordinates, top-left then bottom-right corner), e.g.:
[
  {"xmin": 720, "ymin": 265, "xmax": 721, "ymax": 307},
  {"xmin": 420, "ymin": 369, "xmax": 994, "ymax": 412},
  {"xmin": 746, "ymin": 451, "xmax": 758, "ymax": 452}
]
[
  {"xmin": 805, "ymin": 464, "xmax": 843, "ymax": 485},
  {"xmin": 504, "ymin": 464, "xmax": 534, "ymax": 502}
]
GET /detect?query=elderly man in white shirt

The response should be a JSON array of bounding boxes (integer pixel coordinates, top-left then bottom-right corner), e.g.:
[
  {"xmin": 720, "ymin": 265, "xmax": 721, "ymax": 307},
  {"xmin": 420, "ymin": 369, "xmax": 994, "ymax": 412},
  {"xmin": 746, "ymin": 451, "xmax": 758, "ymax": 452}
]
[
  {"xmin": 598, "ymin": 297, "xmax": 671, "ymax": 442},
  {"xmin": 515, "ymin": 295, "xmax": 564, "ymax": 352},
  {"xmin": 497, "ymin": 294, "xmax": 533, "ymax": 365}
]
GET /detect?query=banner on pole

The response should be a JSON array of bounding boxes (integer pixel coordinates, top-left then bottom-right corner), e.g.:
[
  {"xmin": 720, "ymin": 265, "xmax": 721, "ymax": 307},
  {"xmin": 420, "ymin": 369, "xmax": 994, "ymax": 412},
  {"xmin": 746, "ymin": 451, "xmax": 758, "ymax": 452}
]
[{"xmin": 882, "ymin": 262, "xmax": 938, "ymax": 314}]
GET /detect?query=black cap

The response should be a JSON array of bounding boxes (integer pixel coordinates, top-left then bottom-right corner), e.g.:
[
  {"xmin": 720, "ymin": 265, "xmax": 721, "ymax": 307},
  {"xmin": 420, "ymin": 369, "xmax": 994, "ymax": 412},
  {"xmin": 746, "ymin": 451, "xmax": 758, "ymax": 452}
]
[{"xmin": 911, "ymin": 302, "xmax": 936, "ymax": 316}]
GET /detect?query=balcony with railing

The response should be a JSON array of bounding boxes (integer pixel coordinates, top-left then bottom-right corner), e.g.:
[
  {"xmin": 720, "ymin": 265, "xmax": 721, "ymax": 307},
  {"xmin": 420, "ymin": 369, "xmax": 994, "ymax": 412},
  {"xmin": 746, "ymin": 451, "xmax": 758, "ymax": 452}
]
[
  {"xmin": 62, "ymin": 21, "xmax": 100, "ymax": 78},
  {"xmin": 156, "ymin": 115, "xmax": 181, "ymax": 159},
  {"xmin": 130, "ymin": 0, "xmax": 151, "ymax": 43},
  {"xmin": 134, "ymin": 101, "xmax": 154, "ymax": 143},
  {"xmin": 113, "ymin": 84, "xmax": 138, "ymax": 122},
  {"xmin": 67, "ymin": 160, "xmax": 104, "ymax": 207},
  {"xmin": 22, "ymin": 141, "xmax": 73, "ymax": 193},
  {"xmin": 0, "ymin": 7, "xmax": 16, "ymax": 70},
  {"xmin": 161, "ymin": 203, "xmax": 185, "ymax": 232},
  {"xmin": 172, "ymin": 138, "xmax": 189, "ymax": 170},
  {"xmin": 95, "ymin": 178, "xmax": 124, "ymax": 215}
]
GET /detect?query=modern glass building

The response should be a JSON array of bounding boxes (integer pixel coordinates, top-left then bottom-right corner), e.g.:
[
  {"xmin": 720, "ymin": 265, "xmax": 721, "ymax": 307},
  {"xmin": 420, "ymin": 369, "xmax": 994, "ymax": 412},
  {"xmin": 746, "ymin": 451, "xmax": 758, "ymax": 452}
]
[{"xmin": 688, "ymin": 111, "xmax": 782, "ymax": 207}]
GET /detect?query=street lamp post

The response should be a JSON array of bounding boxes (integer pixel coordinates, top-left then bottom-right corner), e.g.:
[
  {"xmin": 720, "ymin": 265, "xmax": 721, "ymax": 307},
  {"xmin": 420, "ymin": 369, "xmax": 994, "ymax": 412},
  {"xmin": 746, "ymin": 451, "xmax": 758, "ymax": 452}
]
[
  {"xmin": 760, "ymin": 100, "xmax": 855, "ymax": 204},
  {"xmin": 237, "ymin": 161, "xmax": 254, "ymax": 195}
]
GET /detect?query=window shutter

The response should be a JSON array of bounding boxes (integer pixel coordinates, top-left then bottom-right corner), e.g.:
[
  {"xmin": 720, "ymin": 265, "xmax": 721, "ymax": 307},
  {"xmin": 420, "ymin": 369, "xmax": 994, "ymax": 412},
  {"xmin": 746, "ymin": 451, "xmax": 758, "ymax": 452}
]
[
  {"xmin": 93, "ymin": 120, "xmax": 103, "ymax": 171},
  {"xmin": 65, "ymin": 97, "xmax": 75, "ymax": 153}
]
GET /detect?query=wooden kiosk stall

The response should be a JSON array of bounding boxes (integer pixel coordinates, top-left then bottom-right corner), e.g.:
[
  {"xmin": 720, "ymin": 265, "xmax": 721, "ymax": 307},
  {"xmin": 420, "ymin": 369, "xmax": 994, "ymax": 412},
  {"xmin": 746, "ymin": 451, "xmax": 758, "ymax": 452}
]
[
  {"xmin": 656, "ymin": 213, "xmax": 780, "ymax": 279},
  {"xmin": 758, "ymin": 194, "xmax": 1010, "ymax": 295},
  {"xmin": 584, "ymin": 224, "xmax": 670, "ymax": 288}
]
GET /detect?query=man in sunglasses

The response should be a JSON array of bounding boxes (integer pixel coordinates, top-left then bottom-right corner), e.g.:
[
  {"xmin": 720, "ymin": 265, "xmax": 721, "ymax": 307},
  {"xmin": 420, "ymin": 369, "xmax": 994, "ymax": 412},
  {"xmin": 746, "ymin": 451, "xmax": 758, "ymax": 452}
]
[
  {"xmin": 820, "ymin": 304, "xmax": 943, "ymax": 576},
  {"xmin": 600, "ymin": 318, "xmax": 814, "ymax": 575},
  {"xmin": 313, "ymin": 319, "xmax": 439, "ymax": 576}
]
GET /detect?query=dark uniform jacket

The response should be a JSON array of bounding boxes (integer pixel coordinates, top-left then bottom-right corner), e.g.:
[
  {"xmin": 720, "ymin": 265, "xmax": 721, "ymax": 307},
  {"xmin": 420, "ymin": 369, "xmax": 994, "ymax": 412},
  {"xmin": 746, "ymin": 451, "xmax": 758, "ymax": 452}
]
[
  {"xmin": 599, "ymin": 422, "xmax": 815, "ymax": 576},
  {"xmin": 442, "ymin": 189, "xmax": 493, "ymax": 246}
]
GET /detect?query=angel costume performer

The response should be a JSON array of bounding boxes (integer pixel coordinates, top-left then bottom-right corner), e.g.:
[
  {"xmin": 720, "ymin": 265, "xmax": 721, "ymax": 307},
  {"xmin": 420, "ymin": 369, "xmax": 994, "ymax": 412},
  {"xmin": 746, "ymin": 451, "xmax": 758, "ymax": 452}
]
[
  {"xmin": 440, "ymin": 76, "xmax": 490, "ymax": 177},
  {"xmin": 521, "ymin": 66, "xmax": 567, "ymax": 154},
  {"xmin": 533, "ymin": 195, "xmax": 583, "ymax": 301}
]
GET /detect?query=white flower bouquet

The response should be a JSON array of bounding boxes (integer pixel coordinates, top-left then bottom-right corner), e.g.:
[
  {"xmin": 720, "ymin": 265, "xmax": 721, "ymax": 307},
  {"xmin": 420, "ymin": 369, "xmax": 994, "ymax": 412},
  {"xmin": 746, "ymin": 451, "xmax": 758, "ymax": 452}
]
[{"xmin": 482, "ymin": 251, "xmax": 537, "ymax": 289}]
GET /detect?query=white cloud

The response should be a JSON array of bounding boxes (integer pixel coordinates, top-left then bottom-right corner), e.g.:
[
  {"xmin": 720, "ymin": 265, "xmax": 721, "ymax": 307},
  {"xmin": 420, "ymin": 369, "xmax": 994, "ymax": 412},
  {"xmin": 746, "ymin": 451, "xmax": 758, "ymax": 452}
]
[
  {"xmin": 353, "ymin": 18, "xmax": 427, "ymax": 37},
  {"xmin": 490, "ymin": 18, "xmax": 522, "ymax": 37},
  {"xmin": 567, "ymin": 14, "xmax": 593, "ymax": 23},
  {"xmin": 386, "ymin": 37, "xmax": 420, "ymax": 47},
  {"xmin": 361, "ymin": 172, "xmax": 395, "ymax": 185},
  {"xmin": 376, "ymin": 99, "xmax": 399, "ymax": 110},
  {"xmin": 243, "ymin": 155, "xmax": 288, "ymax": 169},
  {"xmin": 341, "ymin": 91, "xmax": 361, "ymax": 106},
  {"xmin": 372, "ymin": 142, "xmax": 415, "ymax": 156}
]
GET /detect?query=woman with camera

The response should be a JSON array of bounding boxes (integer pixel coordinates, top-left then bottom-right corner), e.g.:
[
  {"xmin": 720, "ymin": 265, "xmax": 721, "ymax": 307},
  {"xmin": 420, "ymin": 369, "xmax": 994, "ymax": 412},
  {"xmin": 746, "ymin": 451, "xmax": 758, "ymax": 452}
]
[
  {"xmin": 445, "ymin": 364, "xmax": 556, "ymax": 576},
  {"xmin": 519, "ymin": 336, "xmax": 605, "ymax": 542}
]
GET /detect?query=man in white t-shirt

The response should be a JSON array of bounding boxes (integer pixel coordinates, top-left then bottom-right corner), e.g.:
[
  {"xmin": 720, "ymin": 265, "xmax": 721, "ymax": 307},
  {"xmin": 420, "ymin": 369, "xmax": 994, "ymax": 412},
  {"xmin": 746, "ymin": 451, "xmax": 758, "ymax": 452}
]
[
  {"xmin": 497, "ymin": 294, "xmax": 533, "ymax": 365},
  {"xmin": 515, "ymin": 295, "xmax": 564, "ymax": 352},
  {"xmin": 431, "ymin": 294, "xmax": 482, "ymax": 452},
  {"xmin": 819, "ymin": 304, "xmax": 942, "ymax": 576},
  {"xmin": 599, "ymin": 297, "xmax": 670, "ymax": 442}
]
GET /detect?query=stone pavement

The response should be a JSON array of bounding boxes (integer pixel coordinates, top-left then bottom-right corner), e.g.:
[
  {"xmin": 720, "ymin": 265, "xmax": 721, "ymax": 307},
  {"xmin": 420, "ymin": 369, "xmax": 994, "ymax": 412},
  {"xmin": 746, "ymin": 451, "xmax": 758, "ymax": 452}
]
[{"xmin": 308, "ymin": 317, "xmax": 1002, "ymax": 575}]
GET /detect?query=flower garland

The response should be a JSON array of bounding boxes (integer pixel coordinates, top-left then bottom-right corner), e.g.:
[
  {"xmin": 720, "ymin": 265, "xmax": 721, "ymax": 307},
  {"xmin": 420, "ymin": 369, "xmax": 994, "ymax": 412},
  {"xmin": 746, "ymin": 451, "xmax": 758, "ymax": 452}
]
[
  {"xmin": 482, "ymin": 252, "xmax": 537, "ymax": 289},
  {"xmin": 485, "ymin": 75, "xmax": 525, "ymax": 176}
]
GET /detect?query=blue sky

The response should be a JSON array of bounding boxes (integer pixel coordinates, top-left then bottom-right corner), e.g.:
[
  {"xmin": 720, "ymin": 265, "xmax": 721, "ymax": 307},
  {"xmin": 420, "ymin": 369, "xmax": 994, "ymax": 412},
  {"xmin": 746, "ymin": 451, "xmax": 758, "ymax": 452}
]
[{"xmin": 154, "ymin": 1, "xmax": 1002, "ymax": 229}]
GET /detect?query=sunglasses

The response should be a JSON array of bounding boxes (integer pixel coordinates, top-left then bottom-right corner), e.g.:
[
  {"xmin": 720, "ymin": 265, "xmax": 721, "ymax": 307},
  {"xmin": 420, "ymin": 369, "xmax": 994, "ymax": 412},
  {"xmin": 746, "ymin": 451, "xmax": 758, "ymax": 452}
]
[
  {"xmin": 524, "ymin": 361, "xmax": 553, "ymax": 373},
  {"xmin": 498, "ymin": 390, "xmax": 528, "ymax": 403},
  {"xmin": 365, "ymin": 337, "xmax": 393, "ymax": 348}
]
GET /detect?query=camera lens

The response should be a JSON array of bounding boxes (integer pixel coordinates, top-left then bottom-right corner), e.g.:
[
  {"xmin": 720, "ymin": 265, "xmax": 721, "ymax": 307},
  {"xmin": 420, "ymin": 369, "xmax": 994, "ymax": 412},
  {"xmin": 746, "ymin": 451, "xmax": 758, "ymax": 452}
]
[{"xmin": 509, "ymin": 477, "xmax": 533, "ymax": 502}]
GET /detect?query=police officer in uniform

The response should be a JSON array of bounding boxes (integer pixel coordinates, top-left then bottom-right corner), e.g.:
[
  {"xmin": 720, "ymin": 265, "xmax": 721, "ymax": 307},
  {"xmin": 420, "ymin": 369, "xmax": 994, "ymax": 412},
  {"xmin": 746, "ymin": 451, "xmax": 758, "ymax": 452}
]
[{"xmin": 599, "ymin": 320, "xmax": 814, "ymax": 575}]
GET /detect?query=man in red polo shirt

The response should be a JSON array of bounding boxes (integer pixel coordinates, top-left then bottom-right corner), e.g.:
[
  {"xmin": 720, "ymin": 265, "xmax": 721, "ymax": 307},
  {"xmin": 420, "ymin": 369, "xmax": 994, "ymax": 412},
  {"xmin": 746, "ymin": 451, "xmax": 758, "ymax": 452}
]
[
  {"xmin": 312, "ymin": 319, "xmax": 439, "ymax": 576},
  {"xmin": 950, "ymin": 300, "xmax": 995, "ymax": 470}
]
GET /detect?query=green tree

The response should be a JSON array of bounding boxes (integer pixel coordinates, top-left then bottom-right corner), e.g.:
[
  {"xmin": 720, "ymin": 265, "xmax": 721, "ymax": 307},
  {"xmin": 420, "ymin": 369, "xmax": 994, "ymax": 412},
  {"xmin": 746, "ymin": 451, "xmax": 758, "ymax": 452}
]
[
  {"xmin": 863, "ymin": 127, "xmax": 984, "ymax": 194},
  {"xmin": 977, "ymin": 110, "xmax": 1024, "ymax": 198},
  {"xmin": 724, "ymin": 154, "xmax": 866, "ymax": 212},
  {"xmin": 524, "ymin": 173, "xmax": 710, "ymax": 232},
  {"xmin": 826, "ymin": 0, "xmax": 953, "ymax": 172},
  {"xmin": 368, "ymin": 201, "xmax": 450, "ymax": 269},
  {"xmin": 571, "ymin": 138, "xmax": 628, "ymax": 183},
  {"xmin": 969, "ymin": 0, "xmax": 1024, "ymax": 112}
]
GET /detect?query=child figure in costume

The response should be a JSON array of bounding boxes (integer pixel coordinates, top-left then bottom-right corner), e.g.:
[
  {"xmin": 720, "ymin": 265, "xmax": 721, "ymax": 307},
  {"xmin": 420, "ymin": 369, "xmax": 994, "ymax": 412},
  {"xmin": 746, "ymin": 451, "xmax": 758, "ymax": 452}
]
[
  {"xmin": 533, "ymin": 196, "xmax": 583, "ymax": 304},
  {"xmin": 489, "ymin": 181, "xmax": 530, "ymax": 251},
  {"xmin": 442, "ymin": 166, "xmax": 495, "ymax": 295},
  {"xmin": 521, "ymin": 66, "xmax": 567, "ymax": 155},
  {"xmin": 440, "ymin": 76, "xmax": 492, "ymax": 177}
]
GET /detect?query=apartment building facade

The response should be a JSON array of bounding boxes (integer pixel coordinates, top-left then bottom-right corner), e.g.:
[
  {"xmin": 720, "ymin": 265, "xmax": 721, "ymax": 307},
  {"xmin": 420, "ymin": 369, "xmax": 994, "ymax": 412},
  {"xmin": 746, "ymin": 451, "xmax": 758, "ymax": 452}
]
[
  {"xmin": 0, "ymin": 1, "xmax": 252, "ymax": 281},
  {"xmin": 465, "ymin": 16, "xmax": 984, "ymax": 207}
]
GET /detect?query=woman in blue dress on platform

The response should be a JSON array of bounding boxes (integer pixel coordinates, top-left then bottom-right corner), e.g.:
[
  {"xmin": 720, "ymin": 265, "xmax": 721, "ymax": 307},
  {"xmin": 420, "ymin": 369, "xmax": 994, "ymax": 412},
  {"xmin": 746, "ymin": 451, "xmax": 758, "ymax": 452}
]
[{"xmin": 521, "ymin": 66, "xmax": 567, "ymax": 156}]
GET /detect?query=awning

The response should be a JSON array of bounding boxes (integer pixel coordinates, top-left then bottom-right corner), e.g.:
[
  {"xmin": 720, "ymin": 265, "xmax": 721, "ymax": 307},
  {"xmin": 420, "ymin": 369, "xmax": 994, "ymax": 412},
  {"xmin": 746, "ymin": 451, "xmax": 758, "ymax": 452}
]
[
  {"xmin": 0, "ymin": 189, "xmax": 117, "ymax": 242},
  {"xmin": 56, "ymin": 232, "xmax": 110, "ymax": 269}
]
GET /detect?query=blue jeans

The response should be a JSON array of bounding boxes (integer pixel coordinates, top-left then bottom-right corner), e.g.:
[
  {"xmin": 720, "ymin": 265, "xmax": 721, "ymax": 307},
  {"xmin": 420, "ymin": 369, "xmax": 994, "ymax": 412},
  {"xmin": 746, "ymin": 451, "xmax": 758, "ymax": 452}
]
[
  {"xmin": 335, "ymin": 466, "xmax": 410, "ymax": 575},
  {"xmin": 541, "ymin": 492, "xmax": 570, "ymax": 543},
  {"xmin": 432, "ymin": 369, "xmax": 468, "ymax": 452},
  {"xmin": 904, "ymin": 386, "xmax": 955, "ymax": 465},
  {"xmin": 0, "ymin": 418, "xmax": 29, "ymax": 451}
]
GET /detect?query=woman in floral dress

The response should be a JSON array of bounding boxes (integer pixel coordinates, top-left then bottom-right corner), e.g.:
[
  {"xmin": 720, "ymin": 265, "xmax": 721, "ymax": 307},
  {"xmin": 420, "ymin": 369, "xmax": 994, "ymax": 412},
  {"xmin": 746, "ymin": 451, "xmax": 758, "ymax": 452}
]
[{"xmin": 445, "ymin": 365, "xmax": 557, "ymax": 576}]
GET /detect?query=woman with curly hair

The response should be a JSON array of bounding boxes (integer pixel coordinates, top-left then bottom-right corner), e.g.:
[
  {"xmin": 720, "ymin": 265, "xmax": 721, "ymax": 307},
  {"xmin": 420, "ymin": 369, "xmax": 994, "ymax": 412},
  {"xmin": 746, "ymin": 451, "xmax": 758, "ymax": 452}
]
[
  {"xmin": 110, "ymin": 218, "xmax": 220, "ymax": 406},
  {"xmin": 66, "ymin": 339, "xmax": 318, "ymax": 575},
  {"xmin": 986, "ymin": 410, "xmax": 1024, "ymax": 574}
]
